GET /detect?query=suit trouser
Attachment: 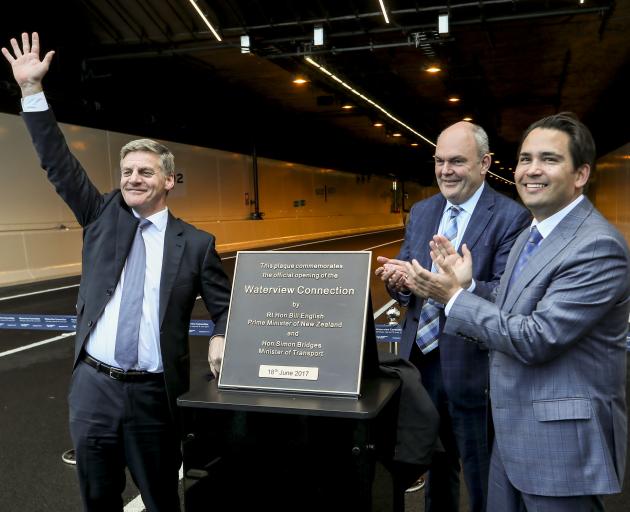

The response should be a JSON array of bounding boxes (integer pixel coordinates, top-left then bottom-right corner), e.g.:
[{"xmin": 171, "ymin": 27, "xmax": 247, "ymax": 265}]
[
  {"xmin": 69, "ymin": 360, "xmax": 182, "ymax": 512},
  {"xmin": 411, "ymin": 346, "xmax": 490, "ymax": 512},
  {"xmin": 488, "ymin": 440, "xmax": 604, "ymax": 512}
]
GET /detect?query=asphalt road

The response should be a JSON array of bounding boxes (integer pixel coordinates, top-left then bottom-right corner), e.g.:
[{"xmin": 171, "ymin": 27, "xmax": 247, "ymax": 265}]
[{"xmin": 0, "ymin": 228, "xmax": 405, "ymax": 512}]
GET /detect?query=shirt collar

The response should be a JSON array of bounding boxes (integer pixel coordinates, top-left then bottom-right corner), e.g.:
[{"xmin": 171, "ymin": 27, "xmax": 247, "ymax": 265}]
[
  {"xmin": 532, "ymin": 195, "xmax": 584, "ymax": 239},
  {"xmin": 445, "ymin": 181, "xmax": 485, "ymax": 216},
  {"xmin": 132, "ymin": 207, "xmax": 169, "ymax": 232}
]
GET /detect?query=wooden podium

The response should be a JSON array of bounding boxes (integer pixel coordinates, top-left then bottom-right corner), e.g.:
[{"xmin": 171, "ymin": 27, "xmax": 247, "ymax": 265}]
[{"xmin": 178, "ymin": 375, "xmax": 401, "ymax": 511}]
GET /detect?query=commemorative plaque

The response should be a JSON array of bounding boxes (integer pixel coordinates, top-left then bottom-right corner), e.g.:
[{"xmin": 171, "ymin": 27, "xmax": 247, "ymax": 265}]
[{"xmin": 218, "ymin": 251, "xmax": 372, "ymax": 397}]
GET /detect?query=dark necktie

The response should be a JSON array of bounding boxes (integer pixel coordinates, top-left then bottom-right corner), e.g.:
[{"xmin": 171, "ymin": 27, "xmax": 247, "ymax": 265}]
[
  {"xmin": 508, "ymin": 226, "xmax": 543, "ymax": 289},
  {"xmin": 415, "ymin": 206, "xmax": 461, "ymax": 354},
  {"xmin": 115, "ymin": 218, "xmax": 151, "ymax": 370}
]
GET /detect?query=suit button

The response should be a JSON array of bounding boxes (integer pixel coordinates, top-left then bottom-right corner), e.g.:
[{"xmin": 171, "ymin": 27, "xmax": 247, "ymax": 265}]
[
  {"xmin": 106, "ymin": 288, "xmax": 113, "ymax": 296},
  {"xmin": 484, "ymin": 388, "xmax": 488, "ymax": 395},
  {"xmin": 88, "ymin": 320, "xmax": 93, "ymax": 327}
]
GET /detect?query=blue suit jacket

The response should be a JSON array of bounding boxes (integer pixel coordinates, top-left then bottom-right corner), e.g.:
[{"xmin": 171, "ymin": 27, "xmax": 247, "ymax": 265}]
[
  {"xmin": 392, "ymin": 184, "xmax": 530, "ymax": 407},
  {"xmin": 445, "ymin": 198, "xmax": 630, "ymax": 496}
]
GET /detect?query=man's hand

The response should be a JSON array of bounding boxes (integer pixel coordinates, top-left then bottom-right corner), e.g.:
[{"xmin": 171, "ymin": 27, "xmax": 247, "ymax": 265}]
[
  {"xmin": 208, "ymin": 335, "xmax": 225, "ymax": 379},
  {"xmin": 375, "ymin": 255, "xmax": 410, "ymax": 293},
  {"xmin": 1, "ymin": 32, "xmax": 54, "ymax": 97},
  {"xmin": 430, "ymin": 235, "xmax": 473, "ymax": 289},
  {"xmin": 404, "ymin": 258, "xmax": 462, "ymax": 305}
]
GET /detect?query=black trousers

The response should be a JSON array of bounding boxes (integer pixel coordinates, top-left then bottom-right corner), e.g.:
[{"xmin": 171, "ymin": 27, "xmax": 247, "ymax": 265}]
[{"xmin": 69, "ymin": 361, "xmax": 182, "ymax": 512}]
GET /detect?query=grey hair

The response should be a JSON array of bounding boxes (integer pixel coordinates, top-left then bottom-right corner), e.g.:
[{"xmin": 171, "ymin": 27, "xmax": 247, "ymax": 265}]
[
  {"xmin": 120, "ymin": 139, "xmax": 175, "ymax": 177},
  {"xmin": 469, "ymin": 123, "xmax": 490, "ymax": 159}
]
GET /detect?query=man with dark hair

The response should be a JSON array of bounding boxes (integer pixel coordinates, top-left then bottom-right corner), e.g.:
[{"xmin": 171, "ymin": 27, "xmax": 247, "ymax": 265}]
[
  {"xmin": 408, "ymin": 112, "xmax": 629, "ymax": 511},
  {"xmin": 2, "ymin": 33, "xmax": 231, "ymax": 511},
  {"xmin": 376, "ymin": 121, "xmax": 530, "ymax": 512}
]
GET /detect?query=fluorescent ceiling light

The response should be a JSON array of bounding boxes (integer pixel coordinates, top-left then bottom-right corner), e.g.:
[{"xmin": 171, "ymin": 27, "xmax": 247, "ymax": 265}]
[
  {"xmin": 438, "ymin": 13, "xmax": 449, "ymax": 35},
  {"xmin": 240, "ymin": 35, "xmax": 250, "ymax": 53},
  {"xmin": 378, "ymin": 1, "xmax": 390, "ymax": 24},
  {"xmin": 188, "ymin": 0, "xmax": 222, "ymax": 42},
  {"xmin": 305, "ymin": 57, "xmax": 434, "ymax": 148},
  {"xmin": 314, "ymin": 26, "xmax": 324, "ymax": 46}
]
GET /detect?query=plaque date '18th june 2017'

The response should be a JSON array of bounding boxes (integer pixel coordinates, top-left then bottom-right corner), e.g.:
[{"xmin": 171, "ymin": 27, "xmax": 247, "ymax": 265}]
[{"xmin": 259, "ymin": 365, "xmax": 319, "ymax": 381}]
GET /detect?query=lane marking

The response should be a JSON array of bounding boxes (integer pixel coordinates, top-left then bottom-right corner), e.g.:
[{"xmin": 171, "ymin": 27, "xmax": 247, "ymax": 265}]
[
  {"xmin": 0, "ymin": 331, "xmax": 75, "ymax": 358},
  {"xmin": 0, "ymin": 284, "xmax": 80, "ymax": 302},
  {"xmin": 220, "ymin": 228, "xmax": 403, "ymax": 260},
  {"xmin": 373, "ymin": 299, "xmax": 397, "ymax": 319}
]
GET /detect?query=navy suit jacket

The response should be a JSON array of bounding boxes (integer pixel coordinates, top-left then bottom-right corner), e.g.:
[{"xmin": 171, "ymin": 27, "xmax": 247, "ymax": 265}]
[
  {"xmin": 392, "ymin": 184, "xmax": 530, "ymax": 407},
  {"xmin": 22, "ymin": 109, "xmax": 232, "ymax": 416}
]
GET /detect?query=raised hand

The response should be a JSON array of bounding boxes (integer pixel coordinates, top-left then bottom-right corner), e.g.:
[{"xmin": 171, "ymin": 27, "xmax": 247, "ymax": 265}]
[
  {"xmin": 430, "ymin": 234, "xmax": 473, "ymax": 289},
  {"xmin": 1, "ymin": 32, "xmax": 55, "ymax": 96},
  {"xmin": 405, "ymin": 257, "xmax": 462, "ymax": 304}
]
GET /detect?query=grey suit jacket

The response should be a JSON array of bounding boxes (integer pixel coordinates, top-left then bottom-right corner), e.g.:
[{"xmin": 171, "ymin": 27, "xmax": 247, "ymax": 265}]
[{"xmin": 445, "ymin": 197, "xmax": 630, "ymax": 496}]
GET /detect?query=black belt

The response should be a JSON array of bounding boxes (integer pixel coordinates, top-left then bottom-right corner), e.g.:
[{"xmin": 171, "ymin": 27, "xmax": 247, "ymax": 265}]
[{"xmin": 80, "ymin": 353, "xmax": 163, "ymax": 382}]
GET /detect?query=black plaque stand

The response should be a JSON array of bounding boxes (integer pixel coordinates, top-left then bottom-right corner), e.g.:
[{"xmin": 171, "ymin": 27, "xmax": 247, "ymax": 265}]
[
  {"xmin": 178, "ymin": 295, "xmax": 407, "ymax": 510},
  {"xmin": 178, "ymin": 376, "xmax": 400, "ymax": 511}
]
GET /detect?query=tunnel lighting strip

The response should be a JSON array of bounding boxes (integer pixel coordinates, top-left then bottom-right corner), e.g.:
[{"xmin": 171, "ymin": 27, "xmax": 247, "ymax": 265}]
[
  {"xmin": 188, "ymin": 0, "xmax": 222, "ymax": 41},
  {"xmin": 378, "ymin": 1, "xmax": 390, "ymax": 24},
  {"xmin": 488, "ymin": 170, "xmax": 515, "ymax": 185},
  {"xmin": 305, "ymin": 57, "xmax": 435, "ymax": 148}
]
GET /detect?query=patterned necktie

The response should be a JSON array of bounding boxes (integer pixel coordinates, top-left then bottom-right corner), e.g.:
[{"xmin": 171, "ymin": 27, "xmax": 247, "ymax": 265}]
[
  {"xmin": 508, "ymin": 226, "xmax": 543, "ymax": 289},
  {"xmin": 415, "ymin": 206, "xmax": 461, "ymax": 354},
  {"xmin": 115, "ymin": 218, "xmax": 151, "ymax": 370}
]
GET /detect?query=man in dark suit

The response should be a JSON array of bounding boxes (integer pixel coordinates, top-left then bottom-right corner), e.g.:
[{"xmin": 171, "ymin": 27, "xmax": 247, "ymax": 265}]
[
  {"xmin": 376, "ymin": 121, "xmax": 530, "ymax": 512},
  {"xmin": 408, "ymin": 112, "xmax": 629, "ymax": 511},
  {"xmin": 3, "ymin": 33, "xmax": 231, "ymax": 511}
]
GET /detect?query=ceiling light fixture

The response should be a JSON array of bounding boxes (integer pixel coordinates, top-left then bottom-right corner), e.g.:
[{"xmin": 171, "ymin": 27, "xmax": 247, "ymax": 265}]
[
  {"xmin": 342, "ymin": 104, "xmax": 354, "ymax": 110},
  {"xmin": 313, "ymin": 25, "xmax": 324, "ymax": 46},
  {"xmin": 305, "ymin": 57, "xmax": 435, "ymax": 147},
  {"xmin": 373, "ymin": 121, "xmax": 384, "ymax": 127},
  {"xmin": 392, "ymin": 132, "xmax": 402, "ymax": 137},
  {"xmin": 188, "ymin": 0, "xmax": 222, "ymax": 41},
  {"xmin": 463, "ymin": 116, "xmax": 473, "ymax": 121},
  {"xmin": 411, "ymin": 143, "xmax": 419, "ymax": 147},
  {"xmin": 448, "ymin": 96, "xmax": 460, "ymax": 103},
  {"xmin": 426, "ymin": 66, "xmax": 441, "ymax": 73},
  {"xmin": 293, "ymin": 77, "xmax": 308, "ymax": 84},
  {"xmin": 438, "ymin": 13, "xmax": 450, "ymax": 36},
  {"xmin": 240, "ymin": 35, "xmax": 250, "ymax": 54},
  {"xmin": 378, "ymin": 0, "xmax": 390, "ymax": 24}
]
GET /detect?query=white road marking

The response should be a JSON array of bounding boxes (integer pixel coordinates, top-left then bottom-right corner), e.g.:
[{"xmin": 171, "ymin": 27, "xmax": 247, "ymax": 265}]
[
  {"xmin": 0, "ymin": 331, "xmax": 75, "ymax": 358},
  {"xmin": 0, "ymin": 284, "xmax": 79, "ymax": 302}
]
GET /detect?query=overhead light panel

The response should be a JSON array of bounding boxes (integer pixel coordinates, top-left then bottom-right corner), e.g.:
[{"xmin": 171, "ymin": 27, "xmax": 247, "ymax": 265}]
[
  {"xmin": 448, "ymin": 96, "xmax": 460, "ymax": 103},
  {"xmin": 373, "ymin": 121, "xmax": 384, "ymax": 127},
  {"xmin": 426, "ymin": 66, "xmax": 441, "ymax": 73},
  {"xmin": 342, "ymin": 104, "xmax": 354, "ymax": 110},
  {"xmin": 438, "ymin": 13, "xmax": 449, "ymax": 36},
  {"xmin": 188, "ymin": 0, "xmax": 222, "ymax": 41},
  {"xmin": 305, "ymin": 57, "xmax": 435, "ymax": 148},
  {"xmin": 378, "ymin": 0, "xmax": 390, "ymax": 24},
  {"xmin": 293, "ymin": 76, "xmax": 308, "ymax": 84},
  {"xmin": 313, "ymin": 25, "xmax": 324, "ymax": 46},
  {"xmin": 240, "ymin": 35, "xmax": 250, "ymax": 54}
]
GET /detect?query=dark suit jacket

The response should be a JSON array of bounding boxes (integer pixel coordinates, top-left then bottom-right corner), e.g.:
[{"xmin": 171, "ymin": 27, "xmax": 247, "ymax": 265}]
[
  {"xmin": 391, "ymin": 185, "xmax": 530, "ymax": 407},
  {"xmin": 22, "ymin": 109, "xmax": 231, "ymax": 416}
]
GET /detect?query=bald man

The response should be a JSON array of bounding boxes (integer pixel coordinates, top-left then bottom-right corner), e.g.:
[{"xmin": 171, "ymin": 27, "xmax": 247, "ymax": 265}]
[{"xmin": 376, "ymin": 121, "xmax": 530, "ymax": 512}]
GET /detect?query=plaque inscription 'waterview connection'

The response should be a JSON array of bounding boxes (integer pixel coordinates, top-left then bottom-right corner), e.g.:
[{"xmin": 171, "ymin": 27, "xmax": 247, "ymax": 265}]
[{"xmin": 218, "ymin": 251, "xmax": 372, "ymax": 397}]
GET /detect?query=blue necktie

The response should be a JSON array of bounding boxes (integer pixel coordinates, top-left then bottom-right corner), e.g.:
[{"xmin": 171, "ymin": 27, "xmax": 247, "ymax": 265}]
[
  {"xmin": 115, "ymin": 218, "xmax": 151, "ymax": 370},
  {"xmin": 508, "ymin": 226, "xmax": 543, "ymax": 289},
  {"xmin": 415, "ymin": 206, "xmax": 461, "ymax": 354}
]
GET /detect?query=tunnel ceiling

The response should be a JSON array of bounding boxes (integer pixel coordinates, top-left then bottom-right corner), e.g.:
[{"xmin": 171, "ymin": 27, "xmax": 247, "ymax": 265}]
[{"xmin": 1, "ymin": 0, "xmax": 628, "ymax": 189}]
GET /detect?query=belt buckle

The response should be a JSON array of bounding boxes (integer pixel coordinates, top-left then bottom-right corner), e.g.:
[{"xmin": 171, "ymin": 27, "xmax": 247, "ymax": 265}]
[{"xmin": 109, "ymin": 367, "xmax": 124, "ymax": 380}]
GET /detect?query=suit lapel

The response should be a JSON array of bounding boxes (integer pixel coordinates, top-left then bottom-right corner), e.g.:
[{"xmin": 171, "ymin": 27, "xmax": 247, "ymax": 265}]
[
  {"xmin": 115, "ymin": 208, "xmax": 139, "ymax": 279},
  {"xmin": 159, "ymin": 213, "xmax": 186, "ymax": 326},
  {"xmin": 460, "ymin": 185, "xmax": 495, "ymax": 251},
  {"xmin": 416, "ymin": 197, "xmax": 446, "ymax": 269},
  {"xmin": 501, "ymin": 198, "xmax": 593, "ymax": 310}
]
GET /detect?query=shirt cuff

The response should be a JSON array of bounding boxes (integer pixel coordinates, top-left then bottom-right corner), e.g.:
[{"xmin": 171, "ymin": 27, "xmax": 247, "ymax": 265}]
[
  {"xmin": 445, "ymin": 288, "xmax": 465, "ymax": 316},
  {"xmin": 21, "ymin": 92, "xmax": 49, "ymax": 112}
]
